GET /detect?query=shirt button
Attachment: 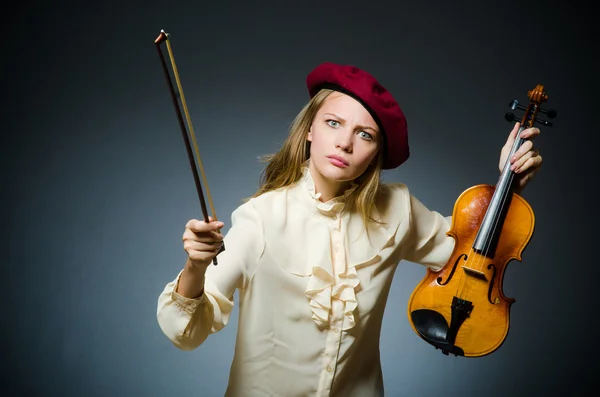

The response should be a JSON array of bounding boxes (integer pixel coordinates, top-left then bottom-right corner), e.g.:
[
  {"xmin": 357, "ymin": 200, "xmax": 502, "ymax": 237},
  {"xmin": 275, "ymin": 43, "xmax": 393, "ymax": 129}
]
[{"xmin": 326, "ymin": 366, "xmax": 333, "ymax": 373}]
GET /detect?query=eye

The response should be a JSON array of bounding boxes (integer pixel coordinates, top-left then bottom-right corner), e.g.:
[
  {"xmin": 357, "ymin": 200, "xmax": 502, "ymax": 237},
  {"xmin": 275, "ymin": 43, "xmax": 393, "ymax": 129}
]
[
  {"xmin": 326, "ymin": 119, "xmax": 340, "ymax": 128},
  {"xmin": 358, "ymin": 130, "xmax": 373, "ymax": 141}
]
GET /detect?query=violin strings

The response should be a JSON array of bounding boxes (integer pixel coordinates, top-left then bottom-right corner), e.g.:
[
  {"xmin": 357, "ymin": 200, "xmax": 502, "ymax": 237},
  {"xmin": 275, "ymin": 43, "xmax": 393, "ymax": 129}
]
[
  {"xmin": 468, "ymin": 124, "xmax": 524, "ymax": 308},
  {"xmin": 164, "ymin": 37, "xmax": 219, "ymax": 223},
  {"xmin": 480, "ymin": 124, "xmax": 524, "ymax": 271},
  {"xmin": 455, "ymin": 125, "xmax": 524, "ymax": 303}
]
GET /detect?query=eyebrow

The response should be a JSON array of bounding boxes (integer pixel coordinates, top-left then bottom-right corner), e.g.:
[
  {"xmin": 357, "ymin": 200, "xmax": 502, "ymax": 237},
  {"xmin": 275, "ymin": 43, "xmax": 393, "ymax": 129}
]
[{"xmin": 323, "ymin": 112, "xmax": 379, "ymax": 134}]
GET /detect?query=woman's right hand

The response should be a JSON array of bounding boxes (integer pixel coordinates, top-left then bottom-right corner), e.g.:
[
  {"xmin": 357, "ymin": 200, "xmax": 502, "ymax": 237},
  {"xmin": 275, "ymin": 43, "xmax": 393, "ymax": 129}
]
[{"xmin": 182, "ymin": 217, "xmax": 224, "ymax": 268}]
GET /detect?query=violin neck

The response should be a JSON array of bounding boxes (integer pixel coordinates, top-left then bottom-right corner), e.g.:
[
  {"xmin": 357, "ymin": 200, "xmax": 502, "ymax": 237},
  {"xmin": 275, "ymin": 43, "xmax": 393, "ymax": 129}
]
[{"xmin": 472, "ymin": 124, "xmax": 526, "ymax": 253}]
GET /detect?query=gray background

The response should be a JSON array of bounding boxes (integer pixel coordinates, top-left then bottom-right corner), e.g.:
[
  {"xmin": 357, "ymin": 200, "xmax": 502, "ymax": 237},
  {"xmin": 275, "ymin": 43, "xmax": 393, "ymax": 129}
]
[{"xmin": 3, "ymin": 0, "xmax": 597, "ymax": 396}]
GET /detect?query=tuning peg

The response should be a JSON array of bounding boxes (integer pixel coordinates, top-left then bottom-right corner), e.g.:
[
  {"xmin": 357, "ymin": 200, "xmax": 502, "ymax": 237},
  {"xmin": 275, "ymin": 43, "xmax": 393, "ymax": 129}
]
[
  {"xmin": 505, "ymin": 112, "xmax": 553, "ymax": 127},
  {"xmin": 505, "ymin": 112, "xmax": 519, "ymax": 122},
  {"xmin": 509, "ymin": 100, "xmax": 524, "ymax": 111},
  {"xmin": 535, "ymin": 118, "xmax": 553, "ymax": 127},
  {"xmin": 509, "ymin": 100, "xmax": 557, "ymax": 119},
  {"xmin": 540, "ymin": 108, "xmax": 557, "ymax": 119}
]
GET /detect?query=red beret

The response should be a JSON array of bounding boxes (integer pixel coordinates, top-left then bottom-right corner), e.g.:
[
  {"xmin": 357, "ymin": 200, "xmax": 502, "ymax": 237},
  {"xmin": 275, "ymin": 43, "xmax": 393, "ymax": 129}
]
[{"xmin": 306, "ymin": 62, "xmax": 409, "ymax": 170}]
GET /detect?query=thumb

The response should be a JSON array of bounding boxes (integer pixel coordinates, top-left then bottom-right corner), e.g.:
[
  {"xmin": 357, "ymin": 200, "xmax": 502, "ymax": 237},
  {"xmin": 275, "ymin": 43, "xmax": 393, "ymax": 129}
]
[
  {"xmin": 208, "ymin": 217, "xmax": 225, "ymax": 230},
  {"xmin": 504, "ymin": 122, "xmax": 520, "ymax": 148}
]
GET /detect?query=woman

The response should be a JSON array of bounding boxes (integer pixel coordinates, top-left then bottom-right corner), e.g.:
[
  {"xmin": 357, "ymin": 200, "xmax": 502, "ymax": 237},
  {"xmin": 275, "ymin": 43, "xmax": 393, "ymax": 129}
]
[{"xmin": 156, "ymin": 62, "xmax": 542, "ymax": 396}]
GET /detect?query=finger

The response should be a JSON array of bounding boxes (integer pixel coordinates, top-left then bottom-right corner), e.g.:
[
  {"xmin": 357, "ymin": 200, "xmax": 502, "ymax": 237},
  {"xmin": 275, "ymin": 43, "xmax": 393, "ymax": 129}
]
[
  {"xmin": 511, "ymin": 145, "xmax": 538, "ymax": 169},
  {"xmin": 184, "ymin": 241, "xmax": 224, "ymax": 264},
  {"xmin": 510, "ymin": 139, "xmax": 534, "ymax": 164},
  {"xmin": 186, "ymin": 217, "xmax": 221, "ymax": 228},
  {"xmin": 183, "ymin": 229, "xmax": 224, "ymax": 243},
  {"xmin": 512, "ymin": 150, "xmax": 541, "ymax": 173},
  {"xmin": 184, "ymin": 239, "xmax": 223, "ymax": 253},
  {"xmin": 520, "ymin": 127, "xmax": 541, "ymax": 140},
  {"xmin": 515, "ymin": 158, "xmax": 540, "ymax": 175},
  {"xmin": 186, "ymin": 218, "xmax": 225, "ymax": 232},
  {"xmin": 504, "ymin": 122, "xmax": 521, "ymax": 149},
  {"xmin": 511, "ymin": 149, "xmax": 532, "ymax": 171}
]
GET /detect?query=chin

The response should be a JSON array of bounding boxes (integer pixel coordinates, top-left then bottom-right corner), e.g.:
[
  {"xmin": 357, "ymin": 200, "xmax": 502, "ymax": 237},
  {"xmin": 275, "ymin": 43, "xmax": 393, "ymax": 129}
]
[{"xmin": 319, "ymin": 162, "xmax": 357, "ymax": 182}]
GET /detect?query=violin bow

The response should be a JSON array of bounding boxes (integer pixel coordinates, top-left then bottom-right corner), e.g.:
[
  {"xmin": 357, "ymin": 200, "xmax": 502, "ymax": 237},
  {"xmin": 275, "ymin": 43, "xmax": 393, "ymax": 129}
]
[{"xmin": 154, "ymin": 30, "xmax": 224, "ymax": 265}]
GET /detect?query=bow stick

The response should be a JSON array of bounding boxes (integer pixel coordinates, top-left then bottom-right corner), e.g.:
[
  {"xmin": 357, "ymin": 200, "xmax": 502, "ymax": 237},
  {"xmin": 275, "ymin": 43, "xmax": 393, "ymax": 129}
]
[{"xmin": 155, "ymin": 29, "xmax": 224, "ymax": 265}]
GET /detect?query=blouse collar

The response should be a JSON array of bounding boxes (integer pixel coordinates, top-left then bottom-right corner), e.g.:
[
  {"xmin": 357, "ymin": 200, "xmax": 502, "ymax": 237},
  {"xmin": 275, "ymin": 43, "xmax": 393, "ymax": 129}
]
[{"xmin": 299, "ymin": 161, "xmax": 358, "ymax": 216}]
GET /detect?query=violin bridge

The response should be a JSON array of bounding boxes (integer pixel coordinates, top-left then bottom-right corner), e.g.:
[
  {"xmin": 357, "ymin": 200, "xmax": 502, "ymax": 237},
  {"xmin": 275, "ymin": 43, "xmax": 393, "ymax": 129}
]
[{"xmin": 461, "ymin": 266, "xmax": 488, "ymax": 281}]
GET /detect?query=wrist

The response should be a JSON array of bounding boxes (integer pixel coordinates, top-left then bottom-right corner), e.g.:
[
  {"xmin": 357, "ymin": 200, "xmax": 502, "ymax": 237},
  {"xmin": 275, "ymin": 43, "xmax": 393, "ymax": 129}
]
[
  {"xmin": 185, "ymin": 257, "xmax": 210, "ymax": 272},
  {"xmin": 176, "ymin": 260, "xmax": 208, "ymax": 299}
]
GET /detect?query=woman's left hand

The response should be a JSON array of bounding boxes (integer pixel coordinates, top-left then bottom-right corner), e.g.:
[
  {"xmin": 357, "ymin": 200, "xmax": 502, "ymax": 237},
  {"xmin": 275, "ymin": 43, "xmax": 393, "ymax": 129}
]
[{"xmin": 499, "ymin": 122, "xmax": 543, "ymax": 194}]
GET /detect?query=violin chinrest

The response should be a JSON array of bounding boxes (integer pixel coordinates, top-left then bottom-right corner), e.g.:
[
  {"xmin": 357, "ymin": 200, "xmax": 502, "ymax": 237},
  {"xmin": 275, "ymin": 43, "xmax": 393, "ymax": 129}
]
[{"xmin": 411, "ymin": 309, "xmax": 465, "ymax": 356}]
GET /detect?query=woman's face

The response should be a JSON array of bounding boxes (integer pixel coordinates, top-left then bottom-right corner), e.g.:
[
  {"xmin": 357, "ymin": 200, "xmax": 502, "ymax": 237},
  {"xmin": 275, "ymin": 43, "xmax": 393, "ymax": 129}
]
[{"xmin": 307, "ymin": 91, "xmax": 381, "ymax": 188}]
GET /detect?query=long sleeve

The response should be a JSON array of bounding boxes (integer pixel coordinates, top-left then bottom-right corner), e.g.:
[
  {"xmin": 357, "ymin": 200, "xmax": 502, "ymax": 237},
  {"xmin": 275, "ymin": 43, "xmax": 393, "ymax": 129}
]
[
  {"xmin": 402, "ymin": 193, "xmax": 455, "ymax": 271},
  {"xmin": 156, "ymin": 200, "xmax": 265, "ymax": 351}
]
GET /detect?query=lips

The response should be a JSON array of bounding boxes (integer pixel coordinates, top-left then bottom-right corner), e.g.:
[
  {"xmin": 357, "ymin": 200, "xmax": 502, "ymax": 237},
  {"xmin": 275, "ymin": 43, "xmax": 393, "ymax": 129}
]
[{"xmin": 327, "ymin": 155, "xmax": 349, "ymax": 166}]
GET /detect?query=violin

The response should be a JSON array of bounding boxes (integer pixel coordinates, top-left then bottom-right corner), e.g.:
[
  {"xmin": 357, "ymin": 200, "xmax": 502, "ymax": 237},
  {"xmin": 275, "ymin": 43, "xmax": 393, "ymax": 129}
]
[{"xmin": 407, "ymin": 85, "xmax": 556, "ymax": 357}]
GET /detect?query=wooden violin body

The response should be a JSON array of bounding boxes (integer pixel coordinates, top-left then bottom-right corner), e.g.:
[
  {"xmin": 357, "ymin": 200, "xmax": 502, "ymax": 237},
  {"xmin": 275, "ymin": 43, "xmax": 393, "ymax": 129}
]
[
  {"xmin": 407, "ymin": 185, "xmax": 533, "ymax": 357},
  {"xmin": 407, "ymin": 84, "xmax": 555, "ymax": 357}
]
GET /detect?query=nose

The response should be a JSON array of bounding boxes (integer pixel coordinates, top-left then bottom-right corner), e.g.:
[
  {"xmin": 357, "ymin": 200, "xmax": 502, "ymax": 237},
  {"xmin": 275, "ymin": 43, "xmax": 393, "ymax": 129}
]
[{"xmin": 335, "ymin": 129, "xmax": 353, "ymax": 152}]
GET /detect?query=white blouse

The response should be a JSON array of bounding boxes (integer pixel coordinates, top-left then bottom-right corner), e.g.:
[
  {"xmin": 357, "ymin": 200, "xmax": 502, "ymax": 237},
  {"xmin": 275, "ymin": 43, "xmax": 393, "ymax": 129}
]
[{"xmin": 157, "ymin": 166, "xmax": 455, "ymax": 396}]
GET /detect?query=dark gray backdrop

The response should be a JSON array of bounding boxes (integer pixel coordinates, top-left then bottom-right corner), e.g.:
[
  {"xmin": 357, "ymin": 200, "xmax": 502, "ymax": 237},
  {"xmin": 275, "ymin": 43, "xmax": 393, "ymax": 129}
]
[{"xmin": 4, "ymin": 0, "xmax": 597, "ymax": 396}]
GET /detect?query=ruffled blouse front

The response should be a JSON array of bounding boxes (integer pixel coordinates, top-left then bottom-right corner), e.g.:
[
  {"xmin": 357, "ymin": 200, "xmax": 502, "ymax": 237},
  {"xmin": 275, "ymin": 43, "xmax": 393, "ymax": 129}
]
[{"xmin": 299, "ymin": 166, "xmax": 361, "ymax": 330}]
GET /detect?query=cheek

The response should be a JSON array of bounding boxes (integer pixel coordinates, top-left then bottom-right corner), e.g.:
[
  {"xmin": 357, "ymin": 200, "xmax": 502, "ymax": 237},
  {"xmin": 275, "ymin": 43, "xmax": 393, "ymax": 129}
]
[
  {"xmin": 358, "ymin": 147, "xmax": 379, "ymax": 166},
  {"xmin": 308, "ymin": 129, "xmax": 327, "ymax": 152}
]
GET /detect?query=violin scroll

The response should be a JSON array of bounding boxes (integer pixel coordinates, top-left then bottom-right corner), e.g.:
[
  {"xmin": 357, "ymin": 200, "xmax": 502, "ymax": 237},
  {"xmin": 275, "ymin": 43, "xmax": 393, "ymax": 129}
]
[{"xmin": 505, "ymin": 84, "xmax": 557, "ymax": 127}]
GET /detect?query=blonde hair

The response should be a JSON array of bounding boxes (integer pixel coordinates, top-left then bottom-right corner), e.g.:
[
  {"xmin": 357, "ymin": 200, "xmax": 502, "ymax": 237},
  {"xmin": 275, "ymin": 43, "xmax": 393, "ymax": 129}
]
[{"xmin": 249, "ymin": 88, "xmax": 385, "ymax": 225}]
